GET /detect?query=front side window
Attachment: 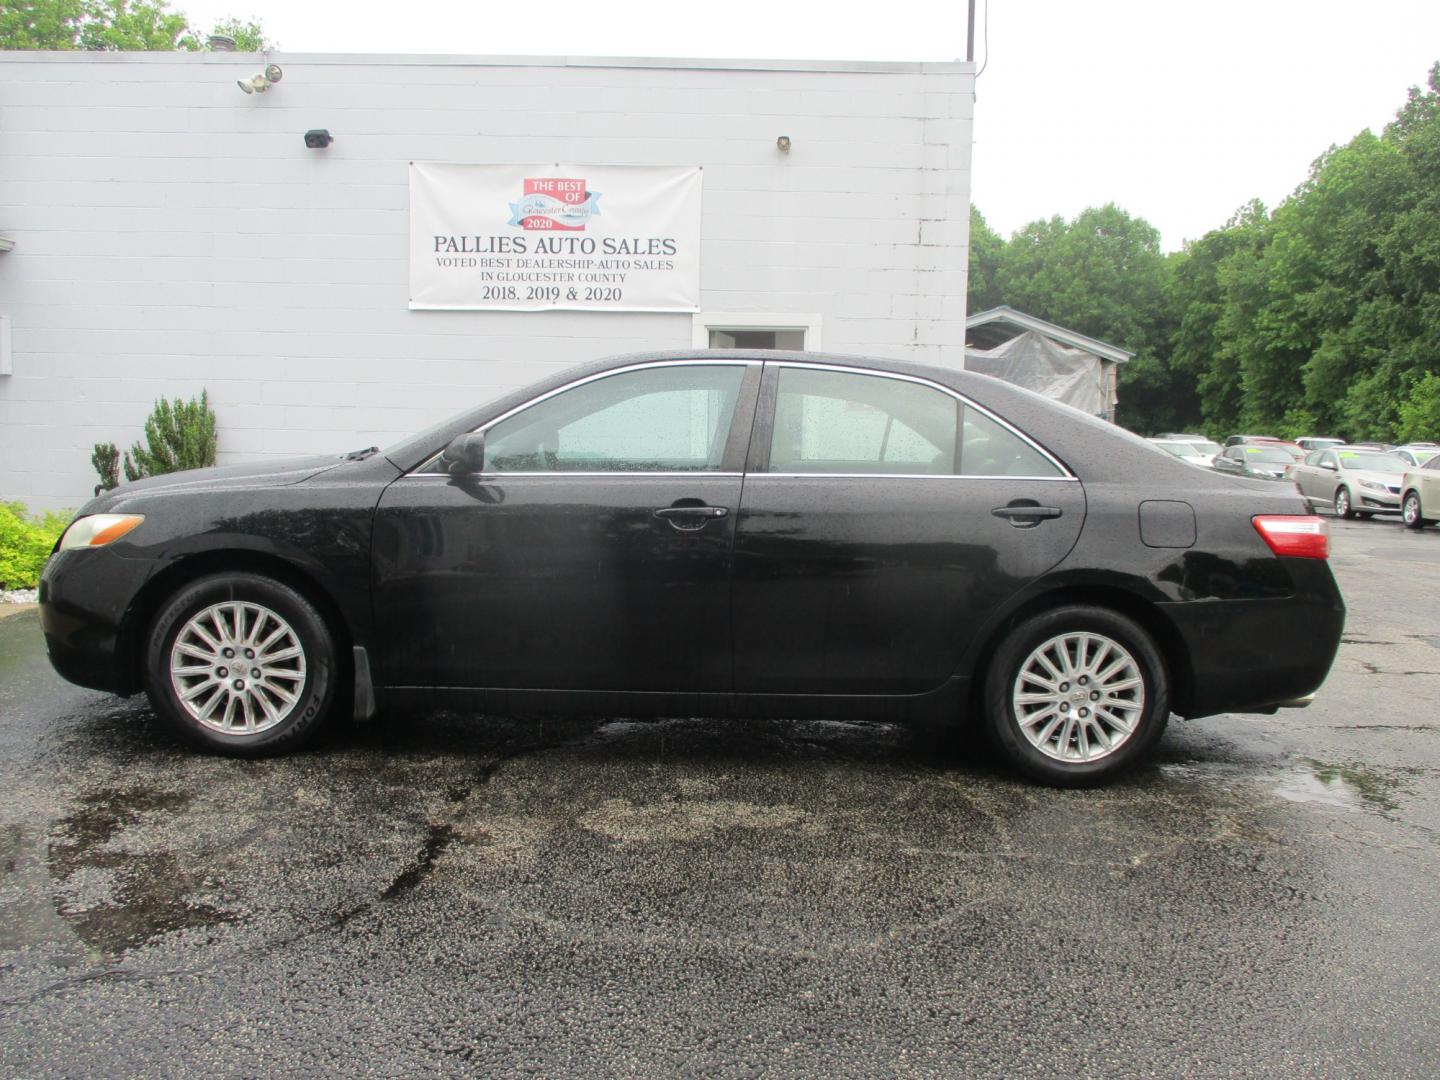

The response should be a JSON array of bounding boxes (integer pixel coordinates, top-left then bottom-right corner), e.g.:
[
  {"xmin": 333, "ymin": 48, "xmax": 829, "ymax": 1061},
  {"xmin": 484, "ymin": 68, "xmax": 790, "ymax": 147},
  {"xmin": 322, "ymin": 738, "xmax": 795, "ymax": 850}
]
[{"xmin": 483, "ymin": 364, "xmax": 746, "ymax": 473}]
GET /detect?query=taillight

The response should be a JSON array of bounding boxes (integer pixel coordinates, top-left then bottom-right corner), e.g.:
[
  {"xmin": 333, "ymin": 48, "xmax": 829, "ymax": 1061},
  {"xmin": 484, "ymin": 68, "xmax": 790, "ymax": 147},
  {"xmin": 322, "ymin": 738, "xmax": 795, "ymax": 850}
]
[{"xmin": 1252, "ymin": 515, "xmax": 1329, "ymax": 559}]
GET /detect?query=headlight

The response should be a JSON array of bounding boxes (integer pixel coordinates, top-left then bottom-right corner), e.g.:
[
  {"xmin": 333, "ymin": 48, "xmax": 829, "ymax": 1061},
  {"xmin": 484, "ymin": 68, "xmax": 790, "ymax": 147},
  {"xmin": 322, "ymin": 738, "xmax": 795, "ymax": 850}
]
[
  {"xmin": 1358, "ymin": 479, "xmax": 1387, "ymax": 492},
  {"xmin": 59, "ymin": 514, "xmax": 145, "ymax": 550}
]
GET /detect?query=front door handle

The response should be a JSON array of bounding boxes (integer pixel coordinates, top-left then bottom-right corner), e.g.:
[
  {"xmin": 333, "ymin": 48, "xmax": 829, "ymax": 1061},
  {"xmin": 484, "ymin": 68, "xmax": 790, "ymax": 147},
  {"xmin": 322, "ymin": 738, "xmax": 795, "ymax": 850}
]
[
  {"xmin": 654, "ymin": 505, "xmax": 729, "ymax": 531},
  {"xmin": 991, "ymin": 504, "xmax": 1063, "ymax": 528}
]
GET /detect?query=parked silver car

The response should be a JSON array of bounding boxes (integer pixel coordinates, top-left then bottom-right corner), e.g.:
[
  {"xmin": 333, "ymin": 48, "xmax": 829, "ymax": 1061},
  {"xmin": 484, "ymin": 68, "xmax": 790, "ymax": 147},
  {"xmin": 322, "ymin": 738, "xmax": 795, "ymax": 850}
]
[
  {"xmin": 1213, "ymin": 444, "xmax": 1296, "ymax": 482},
  {"xmin": 1296, "ymin": 436, "xmax": 1346, "ymax": 452},
  {"xmin": 1392, "ymin": 445, "xmax": 1440, "ymax": 468},
  {"xmin": 1288, "ymin": 448, "xmax": 1408, "ymax": 519},
  {"xmin": 1401, "ymin": 454, "xmax": 1440, "ymax": 527}
]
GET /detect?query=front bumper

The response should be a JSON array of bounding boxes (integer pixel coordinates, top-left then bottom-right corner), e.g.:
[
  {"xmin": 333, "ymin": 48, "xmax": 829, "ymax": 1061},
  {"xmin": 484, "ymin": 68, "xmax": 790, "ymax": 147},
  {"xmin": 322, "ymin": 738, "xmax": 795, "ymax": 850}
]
[
  {"xmin": 39, "ymin": 547, "xmax": 158, "ymax": 695},
  {"xmin": 1356, "ymin": 489, "xmax": 1401, "ymax": 512}
]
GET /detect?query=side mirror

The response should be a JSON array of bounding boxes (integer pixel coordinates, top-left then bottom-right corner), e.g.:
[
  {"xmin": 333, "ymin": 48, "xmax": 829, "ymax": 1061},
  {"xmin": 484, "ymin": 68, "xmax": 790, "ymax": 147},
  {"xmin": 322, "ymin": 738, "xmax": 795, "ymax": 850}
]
[
  {"xmin": 1319, "ymin": 461, "xmax": 1337, "ymax": 471},
  {"xmin": 441, "ymin": 432, "xmax": 486, "ymax": 474}
]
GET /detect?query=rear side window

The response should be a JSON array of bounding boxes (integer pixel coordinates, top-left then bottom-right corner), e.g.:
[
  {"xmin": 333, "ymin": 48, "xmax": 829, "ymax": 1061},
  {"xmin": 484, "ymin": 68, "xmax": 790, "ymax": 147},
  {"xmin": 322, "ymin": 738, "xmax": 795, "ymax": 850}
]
[
  {"xmin": 768, "ymin": 368, "xmax": 958, "ymax": 474},
  {"xmin": 766, "ymin": 366, "xmax": 1062, "ymax": 478},
  {"xmin": 959, "ymin": 407, "xmax": 1064, "ymax": 478}
]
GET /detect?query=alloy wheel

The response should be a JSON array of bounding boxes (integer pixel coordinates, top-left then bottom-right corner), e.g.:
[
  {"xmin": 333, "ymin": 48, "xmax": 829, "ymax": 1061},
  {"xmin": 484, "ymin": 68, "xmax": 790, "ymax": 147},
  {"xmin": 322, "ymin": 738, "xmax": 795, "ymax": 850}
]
[
  {"xmin": 169, "ymin": 601, "xmax": 308, "ymax": 735},
  {"xmin": 1011, "ymin": 631, "xmax": 1145, "ymax": 763}
]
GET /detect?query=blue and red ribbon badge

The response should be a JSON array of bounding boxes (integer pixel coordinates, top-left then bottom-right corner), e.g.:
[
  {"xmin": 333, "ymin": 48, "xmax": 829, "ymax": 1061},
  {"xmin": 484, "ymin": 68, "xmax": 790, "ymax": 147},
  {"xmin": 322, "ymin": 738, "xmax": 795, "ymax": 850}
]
[{"xmin": 508, "ymin": 177, "xmax": 603, "ymax": 231}]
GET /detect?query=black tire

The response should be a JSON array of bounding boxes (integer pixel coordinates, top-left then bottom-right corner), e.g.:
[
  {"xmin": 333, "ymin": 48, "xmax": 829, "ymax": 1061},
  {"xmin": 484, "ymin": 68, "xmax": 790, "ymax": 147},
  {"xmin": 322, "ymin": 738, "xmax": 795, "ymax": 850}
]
[
  {"xmin": 144, "ymin": 572, "xmax": 340, "ymax": 756},
  {"xmin": 1403, "ymin": 491, "xmax": 1435, "ymax": 529},
  {"xmin": 1334, "ymin": 487, "xmax": 1355, "ymax": 520},
  {"xmin": 983, "ymin": 605, "xmax": 1170, "ymax": 787}
]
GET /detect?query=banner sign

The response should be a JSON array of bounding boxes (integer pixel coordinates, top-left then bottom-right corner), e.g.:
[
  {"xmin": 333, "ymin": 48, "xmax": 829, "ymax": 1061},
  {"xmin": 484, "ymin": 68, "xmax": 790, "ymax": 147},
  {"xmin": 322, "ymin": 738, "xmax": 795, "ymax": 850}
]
[{"xmin": 409, "ymin": 163, "xmax": 702, "ymax": 312}]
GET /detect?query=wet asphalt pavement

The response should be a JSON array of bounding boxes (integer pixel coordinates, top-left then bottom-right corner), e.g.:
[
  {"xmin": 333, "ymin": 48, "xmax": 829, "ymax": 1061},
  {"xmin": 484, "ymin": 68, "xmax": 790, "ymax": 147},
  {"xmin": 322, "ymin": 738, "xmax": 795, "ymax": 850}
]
[{"xmin": 2, "ymin": 519, "xmax": 1440, "ymax": 1077}]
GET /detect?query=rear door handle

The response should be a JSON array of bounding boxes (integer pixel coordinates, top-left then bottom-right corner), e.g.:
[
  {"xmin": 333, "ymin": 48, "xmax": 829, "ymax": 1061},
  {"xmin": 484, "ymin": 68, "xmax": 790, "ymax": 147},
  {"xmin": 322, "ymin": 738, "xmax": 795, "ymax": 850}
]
[{"xmin": 991, "ymin": 505, "xmax": 1063, "ymax": 526}]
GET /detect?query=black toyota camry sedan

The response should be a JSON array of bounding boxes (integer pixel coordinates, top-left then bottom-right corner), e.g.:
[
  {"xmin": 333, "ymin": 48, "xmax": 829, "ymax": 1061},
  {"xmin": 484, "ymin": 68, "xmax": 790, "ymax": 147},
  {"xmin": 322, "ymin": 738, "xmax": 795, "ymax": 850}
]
[{"xmin": 40, "ymin": 351, "xmax": 1345, "ymax": 785}]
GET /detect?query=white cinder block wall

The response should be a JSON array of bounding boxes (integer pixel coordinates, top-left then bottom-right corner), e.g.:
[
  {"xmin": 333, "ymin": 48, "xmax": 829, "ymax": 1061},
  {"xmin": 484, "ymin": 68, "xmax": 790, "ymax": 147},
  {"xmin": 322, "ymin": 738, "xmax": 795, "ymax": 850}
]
[{"xmin": 0, "ymin": 53, "xmax": 975, "ymax": 509}]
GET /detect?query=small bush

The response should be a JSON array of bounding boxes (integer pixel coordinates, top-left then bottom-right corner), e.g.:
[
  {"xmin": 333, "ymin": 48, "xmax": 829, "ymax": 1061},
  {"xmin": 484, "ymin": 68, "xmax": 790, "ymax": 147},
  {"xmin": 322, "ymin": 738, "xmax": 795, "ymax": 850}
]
[
  {"xmin": 92, "ymin": 442, "xmax": 120, "ymax": 494},
  {"xmin": 123, "ymin": 391, "xmax": 218, "ymax": 482},
  {"xmin": 0, "ymin": 502, "xmax": 71, "ymax": 590}
]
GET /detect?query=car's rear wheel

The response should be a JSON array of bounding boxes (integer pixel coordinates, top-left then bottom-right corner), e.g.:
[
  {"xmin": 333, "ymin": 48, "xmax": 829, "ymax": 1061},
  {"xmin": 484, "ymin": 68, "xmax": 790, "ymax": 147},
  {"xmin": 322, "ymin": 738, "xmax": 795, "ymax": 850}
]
[
  {"xmin": 1403, "ymin": 491, "xmax": 1434, "ymax": 529},
  {"xmin": 983, "ymin": 606, "xmax": 1170, "ymax": 787},
  {"xmin": 1334, "ymin": 487, "xmax": 1355, "ymax": 519},
  {"xmin": 144, "ymin": 572, "xmax": 339, "ymax": 755}
]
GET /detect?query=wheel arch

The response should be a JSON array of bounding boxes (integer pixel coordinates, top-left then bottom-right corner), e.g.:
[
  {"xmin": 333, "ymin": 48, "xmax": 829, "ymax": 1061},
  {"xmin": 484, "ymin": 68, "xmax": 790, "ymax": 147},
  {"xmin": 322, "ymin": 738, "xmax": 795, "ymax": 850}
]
[
  {"xmin": 964, "ymin": 584, "xmax": 1195, "ymax": 723},
  {"xmin": 118, "ymin": 550, "xmax": 356, "ymax": 696}
]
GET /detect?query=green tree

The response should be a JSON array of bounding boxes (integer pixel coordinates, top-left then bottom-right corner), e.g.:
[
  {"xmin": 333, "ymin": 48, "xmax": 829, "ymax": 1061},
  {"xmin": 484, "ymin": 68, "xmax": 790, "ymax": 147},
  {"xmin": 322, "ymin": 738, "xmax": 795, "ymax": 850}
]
[
  {"xmin": 1, "ymin": 0, "xmax": 272, "ymax": 50},
  {"xmin": 0, "ymin": 0, "xmax": 85, "ymax": 48},
  {"xmin": 78, "ymin": 0, "xmax": 191, "ymax": 50},
  {"xmin": 194, "ymin": 15, "xmax": 272, "ymax": 50},
  {"xmin": 985, "ymin": 204, "xmax": 1180, "ymax": 431},
  {"xmin": 966, "ymin": 206, "xmax": 1006, "ymax": 314},
  {"xmin": 1167, "ymin": 201, "xmax": 1269, "ymax": 436}
]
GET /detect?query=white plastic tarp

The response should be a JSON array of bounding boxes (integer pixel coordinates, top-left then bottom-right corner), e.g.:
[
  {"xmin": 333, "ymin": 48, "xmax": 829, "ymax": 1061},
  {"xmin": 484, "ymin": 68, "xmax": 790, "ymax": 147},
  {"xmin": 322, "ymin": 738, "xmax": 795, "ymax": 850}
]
[{"xmin": 964, "ymin": 330, "xmax": 1114, "ymax": 417}]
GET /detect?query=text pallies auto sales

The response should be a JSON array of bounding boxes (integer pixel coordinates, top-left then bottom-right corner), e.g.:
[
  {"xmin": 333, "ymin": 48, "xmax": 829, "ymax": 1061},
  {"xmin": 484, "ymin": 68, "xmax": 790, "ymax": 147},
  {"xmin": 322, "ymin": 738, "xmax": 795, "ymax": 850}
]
[{"xmin": 432, "ymin": 235, "xmax": 678, "ymax": 256}]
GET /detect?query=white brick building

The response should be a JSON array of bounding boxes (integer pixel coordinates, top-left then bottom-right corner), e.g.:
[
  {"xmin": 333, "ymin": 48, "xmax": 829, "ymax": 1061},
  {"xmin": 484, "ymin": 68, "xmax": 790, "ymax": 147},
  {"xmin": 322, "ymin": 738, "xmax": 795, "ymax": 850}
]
[{"xmin": 0, "ymin": 52, "xmax": 975, "ymax": 508}]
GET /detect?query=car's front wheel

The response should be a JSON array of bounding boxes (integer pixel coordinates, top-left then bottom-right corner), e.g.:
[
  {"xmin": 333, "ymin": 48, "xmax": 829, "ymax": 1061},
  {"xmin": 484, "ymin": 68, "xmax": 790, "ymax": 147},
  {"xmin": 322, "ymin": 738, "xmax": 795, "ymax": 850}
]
[
  {"xmin": 983, "ymin": 606, "xmax": 1170, "ymax": 787},
  {"xmin": 1334, "ymin": 487, "xmax": 1355, "ymax": 520},
  {"xmin": 1403, "ymin": 491, "xmax": 1434, "ymax": 529},
  {"xmin": 144, "ymin": 572, "xmax": 340, "ymax": 755}
]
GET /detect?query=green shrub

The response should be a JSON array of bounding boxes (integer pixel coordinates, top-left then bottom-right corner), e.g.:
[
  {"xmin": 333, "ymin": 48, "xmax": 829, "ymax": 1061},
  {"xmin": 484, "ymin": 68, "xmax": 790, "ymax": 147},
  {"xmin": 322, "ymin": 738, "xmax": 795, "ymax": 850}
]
[
  {"xmin": 0, "ymin": 502, "xmax": 71, "ymax": 590},
  {"xmin": 92, "ymin": 441, "xmax": 120, "ymax": 493},
  {"xmin": 123, "ymin": 391, "xmax": 218, "ymax": 482}
]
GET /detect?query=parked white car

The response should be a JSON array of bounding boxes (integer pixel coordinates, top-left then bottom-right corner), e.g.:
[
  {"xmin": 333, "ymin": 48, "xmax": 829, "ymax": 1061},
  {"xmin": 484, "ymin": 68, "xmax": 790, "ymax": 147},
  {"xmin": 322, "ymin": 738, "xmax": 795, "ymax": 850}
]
[{"xmin": 1148, "ymin": 437, "xmax": 1219, "ymax": 467}]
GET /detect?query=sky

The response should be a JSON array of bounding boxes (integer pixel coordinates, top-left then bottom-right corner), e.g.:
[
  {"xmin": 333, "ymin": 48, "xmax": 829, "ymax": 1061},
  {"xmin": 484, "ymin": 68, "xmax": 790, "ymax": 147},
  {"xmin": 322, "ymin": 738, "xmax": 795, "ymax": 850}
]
[{"xmin": 179, "ymin": 0, "xmax": 1440, "ymax": 251}]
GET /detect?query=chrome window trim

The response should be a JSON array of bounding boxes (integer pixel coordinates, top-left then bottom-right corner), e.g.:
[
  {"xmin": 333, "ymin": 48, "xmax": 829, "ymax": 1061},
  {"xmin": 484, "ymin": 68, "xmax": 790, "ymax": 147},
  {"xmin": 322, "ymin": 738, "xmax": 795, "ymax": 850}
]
[
  {"xmin": 749, "ymin": 472, "xmax": 1080, "ymax": 483},
  {"xmin": 767, "ymin": 360, "xmax": 1076, "ymax": 480},
  {"xmin": 406, "ymin": 358, "xmax": 760, "ymax": 477},
  {"xmin": 402, "ymin": 471, "xmax": 745, "ymax": 480}
]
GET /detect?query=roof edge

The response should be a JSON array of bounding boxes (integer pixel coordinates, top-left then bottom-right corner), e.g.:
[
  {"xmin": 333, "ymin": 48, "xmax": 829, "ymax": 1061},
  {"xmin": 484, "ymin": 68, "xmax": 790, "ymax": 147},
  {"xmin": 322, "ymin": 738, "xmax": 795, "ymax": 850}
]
[
  {"xmin": 0, "ymin": 51, "xmax": 975, "ymax": 75},
  {"xmin": 966, "ymin": 305, "xmax": 1134, "ymax": 363}
]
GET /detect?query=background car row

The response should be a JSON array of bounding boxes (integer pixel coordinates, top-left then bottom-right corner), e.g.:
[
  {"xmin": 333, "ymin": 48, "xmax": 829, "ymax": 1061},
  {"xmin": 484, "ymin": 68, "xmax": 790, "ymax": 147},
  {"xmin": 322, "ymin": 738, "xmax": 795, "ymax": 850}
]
[{"xmin": 1146, "ymin": 434, "xmax": 1440, "ymax": 528}]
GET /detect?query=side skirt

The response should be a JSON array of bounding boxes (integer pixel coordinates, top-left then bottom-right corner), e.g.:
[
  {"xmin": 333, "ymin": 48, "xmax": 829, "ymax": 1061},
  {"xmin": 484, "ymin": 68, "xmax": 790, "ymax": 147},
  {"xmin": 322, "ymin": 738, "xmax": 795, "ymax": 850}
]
[{"xmin": 378, "ymin": 676, "xmax": 970, "ymax": 727}]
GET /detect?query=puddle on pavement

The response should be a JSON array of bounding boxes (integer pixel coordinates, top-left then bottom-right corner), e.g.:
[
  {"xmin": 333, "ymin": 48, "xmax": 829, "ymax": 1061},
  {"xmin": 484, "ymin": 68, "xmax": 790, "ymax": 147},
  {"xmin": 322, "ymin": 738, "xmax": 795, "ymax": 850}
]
[
  {"xmin": 1160, "ymin": 758, "xmax": 1417, "ymax": 818},
  {"xmin": 44, "ymin": 787, "xmax": 237, "ymax": 958}
]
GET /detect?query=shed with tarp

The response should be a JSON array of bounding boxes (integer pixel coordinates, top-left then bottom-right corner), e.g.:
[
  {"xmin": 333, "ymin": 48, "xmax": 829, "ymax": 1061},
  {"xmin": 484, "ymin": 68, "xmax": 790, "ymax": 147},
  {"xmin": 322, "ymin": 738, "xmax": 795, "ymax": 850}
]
[{"xmin": 965, "ymin": 306, "xmax": 1132, "ymax": 422}]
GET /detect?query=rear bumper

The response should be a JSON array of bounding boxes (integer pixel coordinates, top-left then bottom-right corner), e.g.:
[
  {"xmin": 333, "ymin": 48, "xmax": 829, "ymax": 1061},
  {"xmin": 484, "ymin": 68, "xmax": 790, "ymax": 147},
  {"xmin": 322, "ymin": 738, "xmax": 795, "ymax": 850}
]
[
  {"xmin": 1160, "ymin": 558, "xmax": 1345, "ymax": 719},
  {"xmin": 39, "ymin": 548, "xmax": 156, "ymax": 695}
]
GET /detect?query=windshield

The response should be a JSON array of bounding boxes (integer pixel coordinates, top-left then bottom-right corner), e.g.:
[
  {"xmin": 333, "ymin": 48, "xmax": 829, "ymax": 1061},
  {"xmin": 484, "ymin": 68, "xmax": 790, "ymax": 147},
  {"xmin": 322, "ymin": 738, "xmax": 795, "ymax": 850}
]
[
  {"xmin": 1188, "ymin": 440, "xmax": 1222, "ymax": 455},
  {"xmin": 1337, "ymin": 451, "xmax": 1407, "ymax": 473},
  {"xmin": 1244, "ymin": 448, "xmax": 1294, "ymax": 464},
  {"xmin": 1403, "ymin": 449, "xmax": 1439, "ymax": 465}
]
